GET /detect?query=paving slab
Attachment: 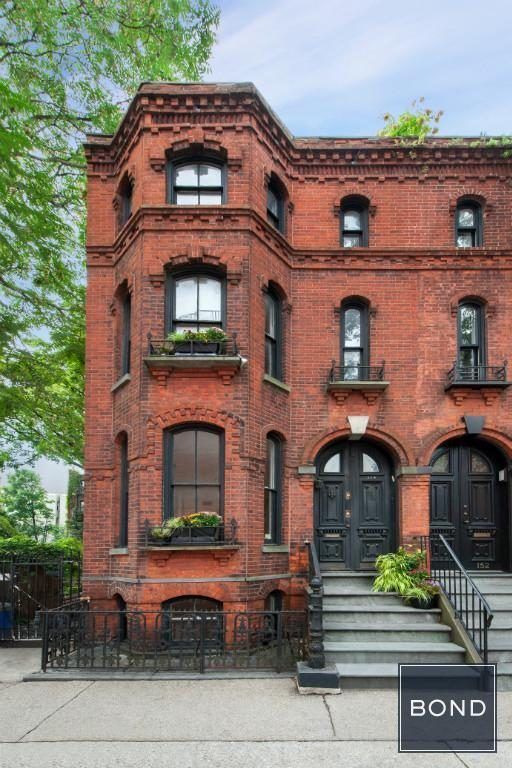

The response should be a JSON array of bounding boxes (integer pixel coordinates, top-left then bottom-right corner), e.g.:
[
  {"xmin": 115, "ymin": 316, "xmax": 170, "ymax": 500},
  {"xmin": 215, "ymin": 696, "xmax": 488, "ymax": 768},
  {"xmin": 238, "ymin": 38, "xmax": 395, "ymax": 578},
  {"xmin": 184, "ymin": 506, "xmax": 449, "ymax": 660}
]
[
  {"xmin": 22, "ymin": 679, "xmax": 332, "ymax": 742},
  {"xmin": 0, "ymin": 681, "xmax": 91, "ymax": 742},
  {"xmin": 0, "ymin": 647, "xmax": 41, "ymax": 681},
  {"xmin": 0, "ymin": 740, "xmax": 464, "ymax": 768},
  {"xmin": 326, "ymin": 690, "xmax": 398, "ymax": 739}
]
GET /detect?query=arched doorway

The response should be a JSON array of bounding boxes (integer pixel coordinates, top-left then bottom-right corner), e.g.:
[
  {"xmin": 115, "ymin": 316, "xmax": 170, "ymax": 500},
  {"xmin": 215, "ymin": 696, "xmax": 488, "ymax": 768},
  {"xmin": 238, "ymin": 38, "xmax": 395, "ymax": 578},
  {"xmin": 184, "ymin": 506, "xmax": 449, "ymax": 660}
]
[
  {"xmin": 430, "ymin": 438, "xmax": 508, "ymax": 570},
  {"xmin": 314, "ymin": 440, "xmax": 395, "ymax": 571}
]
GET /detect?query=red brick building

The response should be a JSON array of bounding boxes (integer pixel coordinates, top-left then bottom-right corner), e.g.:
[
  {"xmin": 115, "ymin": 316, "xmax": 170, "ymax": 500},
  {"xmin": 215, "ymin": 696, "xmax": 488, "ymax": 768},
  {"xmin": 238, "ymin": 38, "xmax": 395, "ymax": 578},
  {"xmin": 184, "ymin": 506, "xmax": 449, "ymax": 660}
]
[{"xmin": 83, "ymin": 82, "xmax": 512, "ymax": 616}]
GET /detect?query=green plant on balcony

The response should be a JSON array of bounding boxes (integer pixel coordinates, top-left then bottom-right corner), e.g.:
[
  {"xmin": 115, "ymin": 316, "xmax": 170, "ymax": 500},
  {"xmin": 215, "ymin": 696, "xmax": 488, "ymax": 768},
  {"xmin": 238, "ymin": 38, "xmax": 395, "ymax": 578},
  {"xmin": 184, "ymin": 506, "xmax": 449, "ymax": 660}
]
[
  {"xmin": 150, "ymin": 512, "xmax": 222, "ymax": 543},
  {"xmin": 165, "ymin": 328, "xmax": 228, "ymax": 355}
]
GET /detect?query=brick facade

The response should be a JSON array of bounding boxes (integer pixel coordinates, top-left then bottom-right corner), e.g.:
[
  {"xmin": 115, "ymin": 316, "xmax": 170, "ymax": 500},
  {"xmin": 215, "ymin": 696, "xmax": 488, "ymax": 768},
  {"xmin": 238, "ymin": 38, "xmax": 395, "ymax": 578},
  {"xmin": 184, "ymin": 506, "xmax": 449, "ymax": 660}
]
[{"xmin": 83, "ymin": 83, "xmax": 512, "ymax": 612}]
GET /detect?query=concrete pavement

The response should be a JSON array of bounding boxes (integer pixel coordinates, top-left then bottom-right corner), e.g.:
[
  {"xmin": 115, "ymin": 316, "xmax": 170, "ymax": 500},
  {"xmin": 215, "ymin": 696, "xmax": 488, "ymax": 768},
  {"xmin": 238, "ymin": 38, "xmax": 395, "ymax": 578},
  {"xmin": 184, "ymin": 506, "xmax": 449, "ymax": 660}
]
[{"xmin": 0, "ymin": 648, "xmax": 511, "ymax": 767}]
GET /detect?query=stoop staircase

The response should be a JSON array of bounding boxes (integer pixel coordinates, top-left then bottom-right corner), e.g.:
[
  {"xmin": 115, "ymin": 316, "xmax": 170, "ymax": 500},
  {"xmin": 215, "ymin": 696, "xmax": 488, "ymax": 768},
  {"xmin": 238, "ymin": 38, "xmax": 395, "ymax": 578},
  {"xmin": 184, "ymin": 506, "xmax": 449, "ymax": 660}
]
[
  {"xmin": 322, "ymin": 572, "xmax": 466, "ymax": 688},
  {"xmin": 469, "ymin": 572, "xmax": 512, "ymax": 691}
]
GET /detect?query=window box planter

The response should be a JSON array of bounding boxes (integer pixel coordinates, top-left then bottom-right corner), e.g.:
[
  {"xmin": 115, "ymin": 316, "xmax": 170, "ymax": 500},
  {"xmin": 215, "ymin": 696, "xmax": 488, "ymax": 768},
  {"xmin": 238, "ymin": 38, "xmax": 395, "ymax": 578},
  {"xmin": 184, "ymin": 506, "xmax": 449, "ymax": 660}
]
[
  {"xmin": 173, "ymin": 341, "xmax": 221, "ymax": 355},
  {"xmin": 169, "ymin": 525, "xmax": 221, "ymax": 544}
]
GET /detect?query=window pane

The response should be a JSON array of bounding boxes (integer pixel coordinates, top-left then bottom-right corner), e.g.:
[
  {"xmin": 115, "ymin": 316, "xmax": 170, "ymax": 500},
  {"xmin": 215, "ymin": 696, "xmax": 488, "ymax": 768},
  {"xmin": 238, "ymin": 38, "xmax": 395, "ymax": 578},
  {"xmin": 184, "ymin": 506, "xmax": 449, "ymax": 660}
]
[
  {"xmin": 323, "ymin": 453, "xmax": 341, "ymax": 473},
  {"xmin": 198, "ymin": 278, "xmax": 222, "ymax": 323},
  {"xmin": 199, "ymin": 191, "xmax": 222, "ymax": 205},
  {"xmin": 175, "ymin": 277, "xmax": 198, "ymax": 322},
  {"xmin": 343, "ymin": 349, "xmax": 361, "ymax": 379},
  {"xmin": 457, "ymin": 232, "xmax": 474, "ymax": 247},
  {"xmin": 265, "ymin": 439, "xmax": 277, "ymax": 490},
  {"xmin": 173, "ymin": 486, "xmax": 196, "ymax": 516},
  {"xmin": 172, "ymin": 431, "xmax": 196, "ymax": 483},
  {"xmin": 196, "ymin": 486, "xmax": 220, "ymax": 515},
  {"xmin": 264, "ymin": 490, "xmax": 274, "ymax": 540},
  {"xmin": 267, "ymin": 188, "xmax": 279, "ymax": 217},
  {"xmin": 197, "ymin": 430, "xmax": 220, "ymax": 484},
  {"xmin": 459, "ymin": 348, "xmax": 477, "ymax": 369},
  {"xmin": 265, "ymin": 338, "xmax": 276, "ymax": 377},
  {"xmin": 175, "ymin": 164, "xmax": 198, "ymax": 186},
  {"xmin": 344, "ymin": 308, "xmax": 361, "ymax": 347},
  {"xmin": 199, "ymin": 164, "xmax": 222, "ymax": 187},
  {"xmin": 471, "ymin": 451, "xmax": 491, "ymax": 474},
  {"xmin": 458, "ymin": 208, "xmax": 475, "ymax": 227},
  {"xmin": 343, "ymin": 234, "xmax": 362, "ymax": 248},
  {"xmin": 432, "ymin": 452, "xmax": 449, "ymax": 473},
  {"xmin": 459, "ymin": 305, "xmax": 478, "ymax": 345},
  {"xmin": 362, "ymin": 453, "xmax": 380, "ymax": 473},
  {"xmin": 343, "ymin": 210, "xmax": 361, "ymax": 231},
  {"xmin": 176, "ymin": 191, "xmax": 199, "ymax": 205},
  {"xmin": 265, "ymin": 293, "xmax": 277, "ymax": 337}
]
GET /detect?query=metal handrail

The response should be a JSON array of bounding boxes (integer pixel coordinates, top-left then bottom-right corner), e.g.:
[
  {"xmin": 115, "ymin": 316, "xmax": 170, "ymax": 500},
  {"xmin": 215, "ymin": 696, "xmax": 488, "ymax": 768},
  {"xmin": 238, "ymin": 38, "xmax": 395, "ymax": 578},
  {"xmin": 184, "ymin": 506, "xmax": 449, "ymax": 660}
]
[
  {"xmin": 304, "ymin": 539, "xmax": 325, "ymax": 669},
  {"xmin": 328, "ymin": 360, "xmax": 385, "ymax": 383},
  {"xmin": 427, "ymin": 534, "xmax": 493, "ymax": 662},
  {"xmin": 447, "ymin": 361, "xmax": 507, "ymax": 384}
]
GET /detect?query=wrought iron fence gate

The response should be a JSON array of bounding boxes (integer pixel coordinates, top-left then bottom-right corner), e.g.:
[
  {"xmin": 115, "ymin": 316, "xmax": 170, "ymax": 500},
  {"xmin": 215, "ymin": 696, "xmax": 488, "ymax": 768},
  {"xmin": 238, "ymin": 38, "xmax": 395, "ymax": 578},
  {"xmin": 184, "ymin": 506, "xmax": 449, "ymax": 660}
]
[
  {"xmin": 41, "ymin": 605, "xmax": 306, "ymax": 673},
  {"xmin": 0, "ymin": 558, "xmax": 81, "ymax": 641}
]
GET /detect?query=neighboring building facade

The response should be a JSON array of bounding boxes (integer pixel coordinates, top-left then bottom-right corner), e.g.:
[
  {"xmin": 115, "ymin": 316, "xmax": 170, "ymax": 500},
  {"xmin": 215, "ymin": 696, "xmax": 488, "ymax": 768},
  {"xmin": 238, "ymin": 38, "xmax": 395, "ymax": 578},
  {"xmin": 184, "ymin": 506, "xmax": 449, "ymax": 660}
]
[{"xmin": 83, "ymin": 83, "xmax": 512, "ymax": 614}]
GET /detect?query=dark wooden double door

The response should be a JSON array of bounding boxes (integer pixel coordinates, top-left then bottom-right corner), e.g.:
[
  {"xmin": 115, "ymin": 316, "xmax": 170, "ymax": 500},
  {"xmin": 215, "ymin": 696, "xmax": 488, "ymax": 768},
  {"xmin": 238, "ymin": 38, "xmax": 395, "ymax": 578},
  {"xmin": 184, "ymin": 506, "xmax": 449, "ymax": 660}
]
[
  {"xmin": 315, "ymin": 441, "xmax": 394, "ymax": 571},
  {"xmin": 430, "ymin": 441, "xmax": 507, "ymax": 570}
]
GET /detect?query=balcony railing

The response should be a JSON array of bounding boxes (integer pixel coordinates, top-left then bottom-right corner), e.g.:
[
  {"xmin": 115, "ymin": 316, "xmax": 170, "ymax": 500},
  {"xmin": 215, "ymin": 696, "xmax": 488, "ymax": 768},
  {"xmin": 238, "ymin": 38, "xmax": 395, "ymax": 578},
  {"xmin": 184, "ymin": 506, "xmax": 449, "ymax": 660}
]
[
  {"xmin": 446, "ymin": 361, "xmax": 509, "ymax": 387},
  {"xmin": 147, "ymin": 333, "xmax": 238, "ymax": 357},
  {"xmin": 328, "ymin": 361, "xmax": 385, "ymax": 383},
  {"xmin": 142, "ymin": 519, "xmax": 238, "ymax": 549}
]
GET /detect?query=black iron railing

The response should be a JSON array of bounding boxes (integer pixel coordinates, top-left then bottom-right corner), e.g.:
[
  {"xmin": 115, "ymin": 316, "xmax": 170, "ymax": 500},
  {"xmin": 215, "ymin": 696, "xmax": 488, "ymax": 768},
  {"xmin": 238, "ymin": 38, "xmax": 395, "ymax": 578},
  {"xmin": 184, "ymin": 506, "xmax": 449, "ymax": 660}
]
[
  {"xmin": 143, "ymin": 519, "xmax": 238, "ymax": 548},
  {"xmin": 0, "ymin": 558, "xmax": 82, "ymax": 642},
  {"xmin": 40, "ymin": 605, "xmax": 306, "ymax": 673},
  {"xmin": 421, "ymin": 534, "xmax": 493, "ymax": 662},
  {"xmin": 328, "ymin": 361, "xmax": 385, "ymax": 383},
  {"xmin": 305, "ymin": 539, "xmax": 325, "ymax": 669},
  {"xmin": 147, "ymin": 333, "xmax": 238, "ymax": 357},
  {"xmin": 447, "ymin": 362, "xmax": 507, "ymax": 385}
]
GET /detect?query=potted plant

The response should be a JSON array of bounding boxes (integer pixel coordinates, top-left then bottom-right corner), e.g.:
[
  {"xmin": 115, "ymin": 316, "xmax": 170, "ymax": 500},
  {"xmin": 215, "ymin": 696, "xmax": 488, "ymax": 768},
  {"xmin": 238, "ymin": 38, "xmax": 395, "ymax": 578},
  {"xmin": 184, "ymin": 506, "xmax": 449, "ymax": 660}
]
[
  {"xmin": 150, "ymin": 513, "xmax": 222, "ymax": 544},
  {"xmin": 373, "ymin": 547, "xmax": 438, "ymax": 608},
  {"xmin": 167, "ymin": 328, "xmax": 227, "ymax": 355}
]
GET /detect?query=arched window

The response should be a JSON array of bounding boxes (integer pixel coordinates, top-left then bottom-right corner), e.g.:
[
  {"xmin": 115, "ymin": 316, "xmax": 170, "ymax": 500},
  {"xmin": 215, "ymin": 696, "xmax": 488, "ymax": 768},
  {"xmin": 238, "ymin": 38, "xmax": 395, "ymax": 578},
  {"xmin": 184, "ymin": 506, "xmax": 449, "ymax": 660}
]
[
  {"xmin": 164, "ymin": 426, "xmax": 223, "ymax": 519},
  {"xmin": 162, "ymin": 596, "xmax": 223, "ymax": 647},
  {"xmin": 457, "ymin": 301, "xmax": 485, "ymax": 378},
  {"xmin": 340, "ymin": 196, "xmax": 369, "ymax": 247},
  {"xmin": 264, "ymin": 433, "xmax": 282, "ymax": 544},
  {"xmin": 168, "ymin": 159, "xmax": 225, "ymax": 205},
  {"xmin": 265, "ymin": 590, "xmax": 284, "ymax": 613},
  {"xmin": 167, "ymin": 271, "xmax": 225, "ymax": 333},
  {"xmin": 267, "ymin": 176, "xmax": 285, "ymax": 233},
  {"xmin": 118, "ymin": 433, "xmax": 129, "ymax": 547},
  {"xmin": 341, "ymin": 299, "xmax": 369, "ymax": 380},
  {"xmin": 264, "ymin": 287, "xmax": 282, "ymax": 380},
  {"xmin": 456, "ymin": 200, "xmax": 482, "ymax": 247},
  {"xmin": 117, "ymin": 174, "xmax": 133, "ymax": 229}
]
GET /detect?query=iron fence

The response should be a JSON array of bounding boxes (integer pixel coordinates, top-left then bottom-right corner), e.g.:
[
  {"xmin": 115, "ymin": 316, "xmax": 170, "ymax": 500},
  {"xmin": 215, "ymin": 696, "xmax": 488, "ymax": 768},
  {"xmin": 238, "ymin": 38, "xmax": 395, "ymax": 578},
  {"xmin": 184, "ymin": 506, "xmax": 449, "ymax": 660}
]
[
  {"xmin": 420, "ymin": 534, "xmax": 493, "ymax": 662},
  {"xmin": 446, "ymin": 362, "xmax": 508, "ymax": 385},
  {"xmin": 0, "ymin": 558, "xmax": 81, "ymax": 641},
  {"xmin": 41, "ymin": 605, "xmax": 306, "ymax": 673}
]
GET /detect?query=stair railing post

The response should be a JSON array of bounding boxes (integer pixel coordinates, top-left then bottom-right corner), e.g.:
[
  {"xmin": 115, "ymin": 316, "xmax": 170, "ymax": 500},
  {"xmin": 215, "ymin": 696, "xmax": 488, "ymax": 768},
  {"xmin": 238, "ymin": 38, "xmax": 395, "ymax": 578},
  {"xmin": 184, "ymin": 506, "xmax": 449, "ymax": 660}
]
[{"xmin": 308, "ymin": 574, "xmax": 325, "ymax": 669}]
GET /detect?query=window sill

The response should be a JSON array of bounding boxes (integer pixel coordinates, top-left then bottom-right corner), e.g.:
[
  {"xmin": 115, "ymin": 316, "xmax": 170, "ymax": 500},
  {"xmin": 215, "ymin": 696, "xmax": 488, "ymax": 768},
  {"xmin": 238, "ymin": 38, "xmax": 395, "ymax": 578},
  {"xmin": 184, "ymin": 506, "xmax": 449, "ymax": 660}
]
[
  {"xmin": 110, "ymin": 547, "xmax": 129, "ymax": 556},
  {"xmin": 111, "ymin": 373, "xmax": 131, "ymax": 392},
  {"xmin": 327, "ymin": 380, "xmax": 389, "ymax": 405},
  {"xmin": 261, "ymin": 544, "xmax": 289, "ymax": 554},
  {"xmin": 263, "ymin": 374, "xmax": 291, "ymax": 393}
]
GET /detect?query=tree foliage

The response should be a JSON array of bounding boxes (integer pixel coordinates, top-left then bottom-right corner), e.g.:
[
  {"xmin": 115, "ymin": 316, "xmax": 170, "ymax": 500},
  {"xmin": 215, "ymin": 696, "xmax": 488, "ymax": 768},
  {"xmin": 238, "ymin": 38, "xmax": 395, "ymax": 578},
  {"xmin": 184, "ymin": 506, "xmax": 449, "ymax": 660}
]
[
  {"xmin": 379, "ymin": 98, "xmax": 443, "ymax": 144},
  {"xmin": 1, "ymin": 468, "xmax": 55, "ymax": 542},
  {"xmin": 0, "ymin": 533, "xmax": 82, "ymax": 560},
  {"xmin": 0, "ymin": 0, "xmax": 219, "ymax": 467}
]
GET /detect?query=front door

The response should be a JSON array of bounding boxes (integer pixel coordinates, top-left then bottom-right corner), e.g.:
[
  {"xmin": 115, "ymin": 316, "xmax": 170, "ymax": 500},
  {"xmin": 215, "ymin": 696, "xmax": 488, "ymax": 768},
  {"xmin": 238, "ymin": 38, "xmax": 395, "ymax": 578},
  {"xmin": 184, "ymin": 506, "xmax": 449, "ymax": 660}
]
[
  {"xmin": 430, "ymin": 440, "xmax": 507, "ymax": 570},
  {"xmin": 314, "ymin": 441, "xmax": 394, "ymax": 571}
]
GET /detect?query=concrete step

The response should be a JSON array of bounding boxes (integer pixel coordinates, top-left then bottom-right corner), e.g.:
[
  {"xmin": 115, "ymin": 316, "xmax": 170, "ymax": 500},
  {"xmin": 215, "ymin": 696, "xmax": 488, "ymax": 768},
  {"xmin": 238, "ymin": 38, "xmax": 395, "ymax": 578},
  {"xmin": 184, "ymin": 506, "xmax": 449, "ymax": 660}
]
[
  {"xmin": 323, "ymin": 592, "xmax": 403, "ymax": 607},
  {"xmin": 335, "ymin": 662, "xmax": 399, "ymax": 689},
  {"xmin": 324, "ymin": 641, "xmax": 466, "ymax": 665},
  {"xmin": 487, "ymin": 627, "xmax": 512, "ymax": 643},
  {"xmin": 488, "ymin": 646, "xmax": 512, "ymax": 662},
  {"xmin": 321, "ymin": 605, "xmax": 443, "ymax": 624},
  {"xmin": 469, "ymin": 609, "xmax": 512, "ymax": 628},
  {"xmin": 324, "ymin": 623, "xmax": 452, "ymax": 643},
  {"xmin": 496, "ymin": 663, "xmax": 512, "ymax": 691},
  {"xmin": 472, "ymin": 583, "xmax": 512, "ymax": 594},
  {"xmin": 467, "ymin": 594, "xmax": 512, "ymax": 609},
  {"xmin": 321, "ymin": 574, "xmax": 375, "ymax": 591}
]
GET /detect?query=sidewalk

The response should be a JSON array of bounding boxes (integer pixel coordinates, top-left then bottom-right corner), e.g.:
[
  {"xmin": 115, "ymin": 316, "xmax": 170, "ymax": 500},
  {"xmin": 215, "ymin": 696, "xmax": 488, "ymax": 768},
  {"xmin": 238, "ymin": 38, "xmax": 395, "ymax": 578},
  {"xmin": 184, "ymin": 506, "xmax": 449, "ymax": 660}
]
[{"xmin": 0, "ymin": 648, "xmax": 510, "ymax": 767}]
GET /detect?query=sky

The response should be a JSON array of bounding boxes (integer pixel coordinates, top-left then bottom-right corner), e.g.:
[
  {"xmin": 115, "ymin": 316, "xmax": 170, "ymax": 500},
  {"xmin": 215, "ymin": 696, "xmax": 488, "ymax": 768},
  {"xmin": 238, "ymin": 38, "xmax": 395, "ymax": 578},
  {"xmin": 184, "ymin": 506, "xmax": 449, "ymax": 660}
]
[
  {"xmin": 35, "ymin": 0, "xmax": 512, "ymax": 493},
  {"xmin": 210, "ymin": 0, "xmax": 512, "ymax": 137}
]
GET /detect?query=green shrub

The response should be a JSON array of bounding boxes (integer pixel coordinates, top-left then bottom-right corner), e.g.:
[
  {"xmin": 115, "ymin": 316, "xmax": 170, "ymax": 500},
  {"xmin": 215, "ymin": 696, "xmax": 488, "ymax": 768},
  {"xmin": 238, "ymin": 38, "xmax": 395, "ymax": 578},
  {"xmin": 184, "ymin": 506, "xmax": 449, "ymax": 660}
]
[{"xmin": 0, "ymin": 534, "xmax": 82, "ymax": 560}]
